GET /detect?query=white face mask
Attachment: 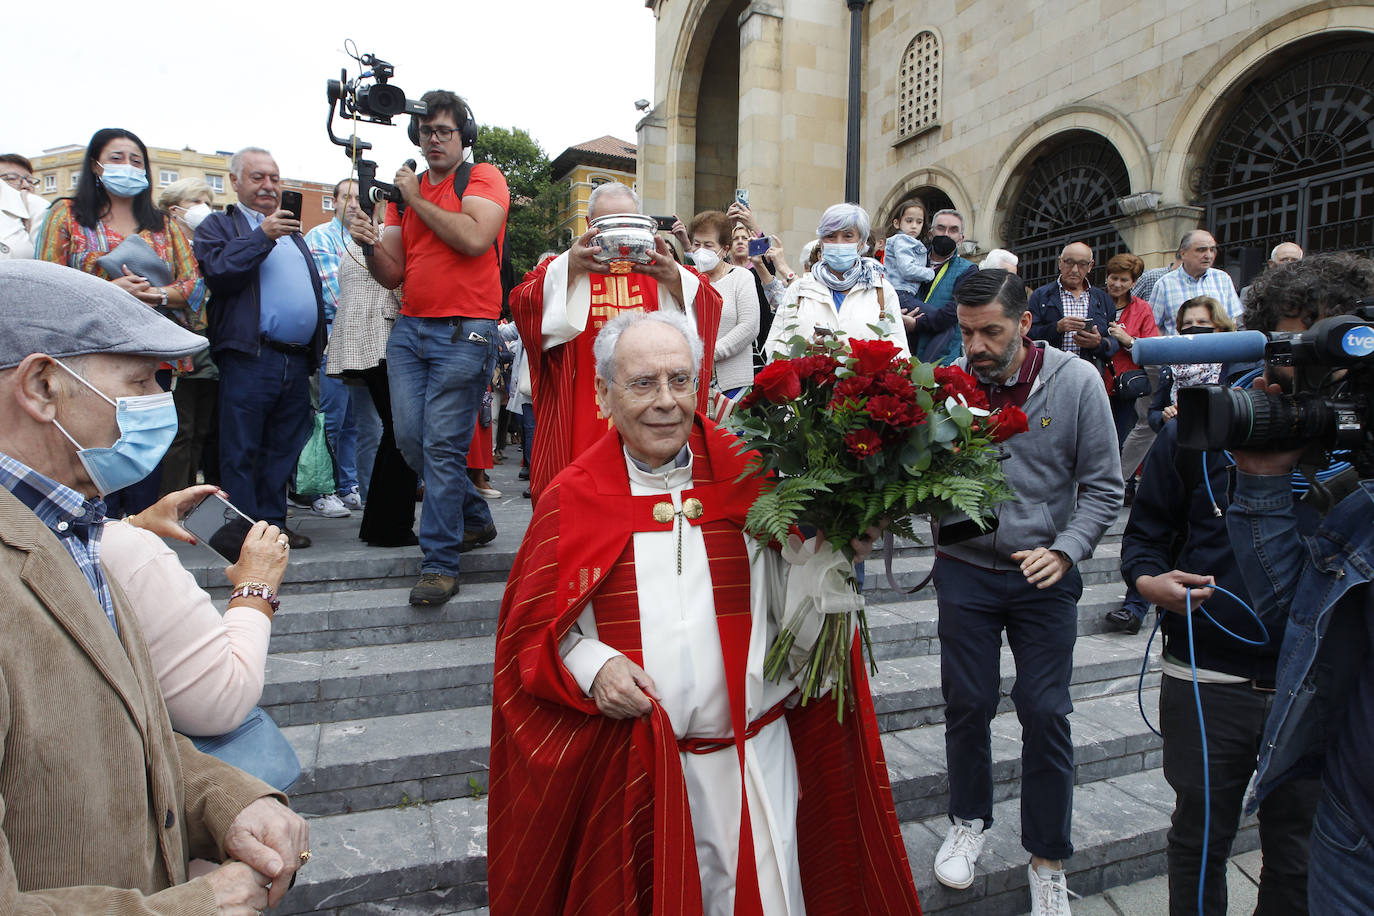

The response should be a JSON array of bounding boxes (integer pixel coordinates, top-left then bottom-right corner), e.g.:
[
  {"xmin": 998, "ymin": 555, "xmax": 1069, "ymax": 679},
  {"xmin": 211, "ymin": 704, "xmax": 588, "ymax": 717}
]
[
  {"xmin": 179, "ymin": 202, "xmax": 212, "ymax": 231},
  {"xmin": 693, "ymin": 247, "xmax": 721, "ymax": 273}
]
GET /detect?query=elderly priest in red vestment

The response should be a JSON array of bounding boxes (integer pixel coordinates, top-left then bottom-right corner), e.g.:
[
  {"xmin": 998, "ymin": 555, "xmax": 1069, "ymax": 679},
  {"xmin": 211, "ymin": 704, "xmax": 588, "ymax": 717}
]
[
  {"xmin": 487, "ymin": 310, "xmax": 921, "ymax": 916},
  {"xmin": 510, "ymin": 181, "xmax": 722, "ymax": 503}
]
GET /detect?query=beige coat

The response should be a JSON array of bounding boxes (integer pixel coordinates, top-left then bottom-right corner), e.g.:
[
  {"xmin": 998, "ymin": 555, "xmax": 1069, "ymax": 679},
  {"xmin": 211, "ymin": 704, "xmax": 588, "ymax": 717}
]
[{"xmin": 0, "ymin": 486, "xmax": 281, "ymax": 914}]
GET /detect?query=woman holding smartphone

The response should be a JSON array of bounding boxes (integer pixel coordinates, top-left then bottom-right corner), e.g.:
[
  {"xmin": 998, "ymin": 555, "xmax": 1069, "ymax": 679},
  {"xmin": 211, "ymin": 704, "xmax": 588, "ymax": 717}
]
[
  {"xmin": 101, "ymin": 484, "xmax": 301, "ymax": 791},
  {"xmin": 35, "ymin": 127, "xmax": 206, "ymax": 515},
  {"xmin": 689, "ymin": 209, "xmax": 760, "ymax": 398}
]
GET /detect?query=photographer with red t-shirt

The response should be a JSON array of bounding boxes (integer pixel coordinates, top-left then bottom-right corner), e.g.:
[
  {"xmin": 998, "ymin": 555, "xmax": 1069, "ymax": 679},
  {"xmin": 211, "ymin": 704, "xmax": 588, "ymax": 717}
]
[{"xmin": 349, "ymin": 89, "xmax": 509, "ymax": 607}]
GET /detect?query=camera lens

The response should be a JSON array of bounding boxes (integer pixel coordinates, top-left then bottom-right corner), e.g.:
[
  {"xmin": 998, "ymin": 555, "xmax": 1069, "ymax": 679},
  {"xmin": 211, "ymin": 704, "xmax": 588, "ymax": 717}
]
[
  {"xmin": 357, "ymin": 84, "xmax": 407, "ymax": 118},
  {"xmin": 1177, "ymin": 385, "xmax": 1359, "ymax": 452}
]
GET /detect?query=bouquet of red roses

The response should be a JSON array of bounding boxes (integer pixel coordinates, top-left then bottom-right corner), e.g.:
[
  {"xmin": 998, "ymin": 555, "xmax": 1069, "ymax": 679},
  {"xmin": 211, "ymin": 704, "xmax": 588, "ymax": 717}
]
[{"xmin": 731, "ymin": 337, "xmax": 1027, "ymax": 716}]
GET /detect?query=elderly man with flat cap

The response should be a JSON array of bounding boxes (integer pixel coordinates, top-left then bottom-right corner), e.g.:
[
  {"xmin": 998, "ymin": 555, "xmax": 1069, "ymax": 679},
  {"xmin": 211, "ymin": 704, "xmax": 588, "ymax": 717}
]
[{"xmin": 0, "ymin": 259, "xmax": 309, "ymax": 913}]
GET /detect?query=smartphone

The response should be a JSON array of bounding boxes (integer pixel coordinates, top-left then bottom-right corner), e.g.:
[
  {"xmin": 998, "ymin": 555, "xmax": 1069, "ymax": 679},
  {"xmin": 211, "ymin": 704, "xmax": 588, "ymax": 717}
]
[
  {"xmin": 734, "ymin": 188, "xmax": 749, "ymax": 209},
  {"xmin": 280, "ymin": 190, "xmax": 303, "ymax": 221},
  {"xmin": 183, "ymin": 492, "xmax": 258, "ymax": 563},
  {"xmin": 747, "ymin": 236, "xmax": 769, "ymax": 257},
  {"xmin": 653, "ymin": 215, "xmax": 676, "ymax": 231}
]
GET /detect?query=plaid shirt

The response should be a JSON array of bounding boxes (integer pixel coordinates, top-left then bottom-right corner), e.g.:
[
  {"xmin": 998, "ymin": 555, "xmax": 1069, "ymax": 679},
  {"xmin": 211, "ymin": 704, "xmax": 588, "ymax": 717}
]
[
  {"xmin": 305, "ymin": 216, "xmax": 349, "ymax": 322},
  {"xmin": 1148, "ymin": 266, "xmax": 1243, "ymax": 335},
  {"xmin": 0, "ymin": 451, "xmax": 116, "ymax": 632},
  {"xmin": 1059, "ymin": 279, "xmax": 1091, "ymax": 355}
]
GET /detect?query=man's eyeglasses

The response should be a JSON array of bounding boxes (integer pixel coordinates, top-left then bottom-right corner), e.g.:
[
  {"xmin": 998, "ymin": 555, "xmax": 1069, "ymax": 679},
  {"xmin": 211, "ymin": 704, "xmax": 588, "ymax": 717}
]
[
  {"xmin": 1060, "ymin": 258, "xmax": 1092, "ymax": 270},
  {"xmin": 0, "ymin": 173, "xmax": 39, "ymax": 189},
  {"xmin": 616, "ymin": 372, "xmax": 699, "ymax": 403},
  {"xmin": 418, "ymin": 126, "xmax": 458, "ymax": 141}
]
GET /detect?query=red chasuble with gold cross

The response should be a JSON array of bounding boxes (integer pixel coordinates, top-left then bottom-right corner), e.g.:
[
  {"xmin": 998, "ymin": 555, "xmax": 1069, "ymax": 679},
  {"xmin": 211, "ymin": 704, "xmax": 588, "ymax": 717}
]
[
  {"xmin": 510, "ymin": 258, "xmax": 723, "ymax": 504},
  {"xmin": 487, "ymin": 417, "xmax": 922, "ymax": 916}
]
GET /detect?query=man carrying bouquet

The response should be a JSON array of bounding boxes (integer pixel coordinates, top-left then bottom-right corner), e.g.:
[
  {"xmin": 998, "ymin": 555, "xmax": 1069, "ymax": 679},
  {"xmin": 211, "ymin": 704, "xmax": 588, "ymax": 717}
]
[
  {"xmin": 487, "ymin": 310, "xmax": 921, "ymax": 915},
  {"xmin": 931, "ymin": 269, "xmax": 1123, "ymax": 916}
]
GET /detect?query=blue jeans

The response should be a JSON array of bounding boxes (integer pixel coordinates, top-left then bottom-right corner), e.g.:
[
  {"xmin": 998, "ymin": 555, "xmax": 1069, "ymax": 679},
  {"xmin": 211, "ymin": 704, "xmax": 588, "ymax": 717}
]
[
  {"xmin": 935, "ymin": 557, "xmax": 1081, "ymax": 859},
  {"xmin": 350, "ymin": 382, "xmax": 382, "ymax": 501},
  {"xmin": 319, "ymin": 348, "xmax": 358, "ymax": 493},
  {"xmin": 188, "ymin": 706, "xmax": 301, "ymax": 792},
  {"xmin": 520, "ymin": 402, "xmax": 535, "ymax": 469},
  {"xmin": 217, "ymin": 348, "xmax": 314, "ymax": 526},
  {"xmin": 1308, "ymin": 787, "xmax": 1374, "ymax": 914},
  {"xmin": 386, "ymin": 315, "xmax": 497, "ymax": 576}
]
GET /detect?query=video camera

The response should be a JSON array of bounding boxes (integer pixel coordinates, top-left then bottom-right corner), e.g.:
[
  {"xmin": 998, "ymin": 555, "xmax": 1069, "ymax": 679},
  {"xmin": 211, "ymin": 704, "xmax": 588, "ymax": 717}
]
[
  {"xmin": 1132, "ymin": 303, "xmax": 1374, "ymax": 475},
  {"xmin": 324, "ymin": 44, "xmax": 427, "ymax": 223}
]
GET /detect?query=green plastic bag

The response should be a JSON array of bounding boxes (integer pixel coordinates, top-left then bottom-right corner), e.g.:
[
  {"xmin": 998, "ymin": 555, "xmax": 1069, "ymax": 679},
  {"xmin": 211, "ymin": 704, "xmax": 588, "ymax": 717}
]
[{"xmin": 294, "ymin": 411, "xmax": 336, "ymax": 497}]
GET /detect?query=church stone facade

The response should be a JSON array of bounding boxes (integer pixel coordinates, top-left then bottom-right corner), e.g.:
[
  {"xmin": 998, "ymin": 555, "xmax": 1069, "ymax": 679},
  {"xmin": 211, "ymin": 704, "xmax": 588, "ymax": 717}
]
[{"xmin": 636, "ymin": 0, "xmax": 1374, "ymax": 287}]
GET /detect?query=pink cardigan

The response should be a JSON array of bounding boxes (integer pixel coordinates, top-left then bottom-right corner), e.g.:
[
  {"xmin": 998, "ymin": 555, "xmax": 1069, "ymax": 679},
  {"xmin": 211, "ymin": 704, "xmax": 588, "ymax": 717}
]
[{"xmin": 100, "ymin": 521, "xmax": 272, "ymax": 736}]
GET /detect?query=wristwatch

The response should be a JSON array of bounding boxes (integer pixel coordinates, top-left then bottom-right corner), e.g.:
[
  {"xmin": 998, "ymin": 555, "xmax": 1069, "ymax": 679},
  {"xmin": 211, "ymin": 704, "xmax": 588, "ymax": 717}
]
[{"xmin": 156, "ymin": 287, "xmax": 168, "ymax": 308}]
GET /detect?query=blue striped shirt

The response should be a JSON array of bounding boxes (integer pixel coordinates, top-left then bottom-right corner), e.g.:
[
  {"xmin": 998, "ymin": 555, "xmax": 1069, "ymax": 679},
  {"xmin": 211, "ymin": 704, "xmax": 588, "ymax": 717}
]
[
  {"xmin": 1148, "ymin": 266, "xmax": 1243, "ymax": 335},
  {"xmin": 0, "ymin": 451, "xmax": 116, "ymax": 632},
  {"xmin": 305, "ymin": 216, "xmax": 349, "ymax": 321}
]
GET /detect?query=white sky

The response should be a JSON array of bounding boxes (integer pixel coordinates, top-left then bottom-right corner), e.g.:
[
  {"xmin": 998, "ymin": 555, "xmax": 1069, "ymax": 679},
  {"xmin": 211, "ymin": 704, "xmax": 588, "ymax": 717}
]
[{"xmin": 10, "ymin": 1, "xmax": 656, "ymax": 183}]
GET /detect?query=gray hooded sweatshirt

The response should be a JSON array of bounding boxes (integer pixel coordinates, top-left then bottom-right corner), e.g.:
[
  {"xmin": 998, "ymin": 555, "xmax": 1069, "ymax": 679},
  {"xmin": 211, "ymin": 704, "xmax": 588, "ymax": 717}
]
[{"xmin": 939, "ymin": 342, "xmax": 1123, "ymax": 571}]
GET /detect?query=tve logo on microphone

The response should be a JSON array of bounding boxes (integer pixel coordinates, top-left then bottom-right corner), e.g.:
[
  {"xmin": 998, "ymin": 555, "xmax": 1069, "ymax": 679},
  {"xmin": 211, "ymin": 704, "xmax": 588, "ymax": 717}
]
[{"xmin": 1341, "ymin": 324, "xmax": 1374, "ymax": 358}]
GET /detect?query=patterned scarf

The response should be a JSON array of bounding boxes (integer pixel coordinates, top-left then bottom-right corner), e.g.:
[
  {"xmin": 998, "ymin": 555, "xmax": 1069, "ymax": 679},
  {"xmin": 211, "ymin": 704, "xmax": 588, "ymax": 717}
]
[{"xmin": 810, "ymin": 255, "xmax": 886, "ymax": 293}]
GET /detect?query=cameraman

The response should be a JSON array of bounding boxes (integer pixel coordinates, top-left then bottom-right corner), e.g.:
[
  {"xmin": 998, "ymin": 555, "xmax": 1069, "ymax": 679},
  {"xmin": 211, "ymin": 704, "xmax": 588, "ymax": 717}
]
[
  {"xmin": 1226, "ymin": 252, "xmax": 1374, "ymax": 913},
  {"xmin": 1121, "ymin": 264, "xmax": 1345, "ymax": 914},
  {"xmin": 349, "ymin": 89, "xmax": 509, "ymax": 608}
]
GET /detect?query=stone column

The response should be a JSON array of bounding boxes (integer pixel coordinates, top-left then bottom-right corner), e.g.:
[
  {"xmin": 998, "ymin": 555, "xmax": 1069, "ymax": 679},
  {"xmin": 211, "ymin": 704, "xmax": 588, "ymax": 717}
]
[
  {"xmin": 636, "ymin": 110, "xmax": 669, "ymax": 217},
  {"xmin": 1112, "ymin": 204, "xmax": 1205, "ymax": 268},
  {"xmin": 737, "ymin": 2, "xmax": 785, "ymax": 237}
]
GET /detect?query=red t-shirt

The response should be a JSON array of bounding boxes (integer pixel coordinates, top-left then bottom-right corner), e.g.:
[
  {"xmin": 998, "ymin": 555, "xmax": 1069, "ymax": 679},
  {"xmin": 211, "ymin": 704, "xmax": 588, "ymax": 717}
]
[{"xmin": 386, "ymin": 163, "xmax": 509, "ymax": 319}]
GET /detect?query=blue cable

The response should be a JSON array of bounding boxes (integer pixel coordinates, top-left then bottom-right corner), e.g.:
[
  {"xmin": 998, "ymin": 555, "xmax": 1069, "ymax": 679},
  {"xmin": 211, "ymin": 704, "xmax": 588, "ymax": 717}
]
[{"xmin": 1183, "ymin": 583, "xmax": 1268, "ymax": 916}]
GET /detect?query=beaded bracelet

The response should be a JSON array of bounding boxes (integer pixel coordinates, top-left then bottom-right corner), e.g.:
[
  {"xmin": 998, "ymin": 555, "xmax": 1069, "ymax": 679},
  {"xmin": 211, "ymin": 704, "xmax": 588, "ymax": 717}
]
[{"xmin": 229, "ymin": 580, "xmax": 280, "ymax": 614}]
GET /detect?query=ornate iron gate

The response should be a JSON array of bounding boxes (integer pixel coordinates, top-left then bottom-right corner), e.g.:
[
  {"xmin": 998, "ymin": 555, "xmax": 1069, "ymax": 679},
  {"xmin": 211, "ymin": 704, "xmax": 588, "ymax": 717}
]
[
  {"xmin": 1203, "ymin": 41, "xmax": 1374, "ymax": 265},
  {"xmin": 1008, "ymin": 134, "xmax": 1131, "ymax": 289}
]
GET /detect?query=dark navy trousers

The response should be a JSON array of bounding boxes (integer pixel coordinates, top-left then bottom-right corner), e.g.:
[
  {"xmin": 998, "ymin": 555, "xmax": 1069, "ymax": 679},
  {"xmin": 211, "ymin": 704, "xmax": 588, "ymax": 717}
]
[
  {"xmin": 216, "ymin": 348, "xmax": 313, "ymax": 527},
  {"xmin": 934, "ymin": 555, "xmax": 1081, "ymax": 860}
]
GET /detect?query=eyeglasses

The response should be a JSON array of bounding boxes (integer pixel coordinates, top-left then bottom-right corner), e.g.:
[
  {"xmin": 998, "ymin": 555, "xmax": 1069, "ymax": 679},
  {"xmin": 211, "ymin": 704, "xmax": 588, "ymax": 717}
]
[
  {"xmin": 616, "ymin": 372, "xmax": 699, "ymax": 403},
  {"xmin": 0, "ymin": 173, "xmax": 39, "ymax": 189},
  {"xmin": 1060, "ymin": 258, "xmax": 1092, "ymax": 270},
  {"xmin": 418, "ymin": 126, "xmax": 458, "ymax": 141}
]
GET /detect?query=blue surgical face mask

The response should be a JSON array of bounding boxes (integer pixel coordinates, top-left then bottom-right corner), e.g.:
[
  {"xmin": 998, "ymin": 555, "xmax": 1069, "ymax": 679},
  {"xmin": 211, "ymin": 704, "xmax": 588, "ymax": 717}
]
[
  {"xmin": 821, "ymin": 242, "xmax": 860, "ymax": 272},
  {"xmin": 98, "ymin": 163, "xmax": 149, "ymax": 198},
  {"xmin": 51, "ymin": 360, "xmax": 177, "ymax": 496}
]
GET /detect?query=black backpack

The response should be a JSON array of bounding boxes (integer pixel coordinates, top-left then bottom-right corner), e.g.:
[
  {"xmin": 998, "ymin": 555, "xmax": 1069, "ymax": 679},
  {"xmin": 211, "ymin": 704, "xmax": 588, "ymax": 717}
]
[{"xmin": 450, "ymin": 161, "xmax": 516, "ymax": 311}]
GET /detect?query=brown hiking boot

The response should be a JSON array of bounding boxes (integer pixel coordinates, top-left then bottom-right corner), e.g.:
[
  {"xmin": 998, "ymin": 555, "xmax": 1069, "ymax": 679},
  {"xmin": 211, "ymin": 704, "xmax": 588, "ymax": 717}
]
[{"xmin": 409, "ymin": 573, "xmax": 458, "ymax": 607}]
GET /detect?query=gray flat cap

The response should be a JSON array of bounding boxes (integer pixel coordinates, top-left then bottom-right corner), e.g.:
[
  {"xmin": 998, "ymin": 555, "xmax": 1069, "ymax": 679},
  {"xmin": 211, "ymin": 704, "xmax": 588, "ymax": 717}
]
[{"xmin": 0, "ymin": 259, "xmax": 208, "ymax": 370}]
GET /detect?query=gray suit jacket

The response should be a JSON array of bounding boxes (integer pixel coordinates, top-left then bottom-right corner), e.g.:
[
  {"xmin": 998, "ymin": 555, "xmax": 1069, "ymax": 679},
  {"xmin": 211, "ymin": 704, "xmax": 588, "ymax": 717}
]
[{"xmin": 0, "ymin": 486, "xmax": 282, "ymax": 913}]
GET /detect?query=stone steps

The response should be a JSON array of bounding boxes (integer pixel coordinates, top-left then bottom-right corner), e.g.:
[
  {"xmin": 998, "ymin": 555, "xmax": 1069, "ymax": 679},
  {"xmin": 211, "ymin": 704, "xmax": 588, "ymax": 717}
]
[
  {"xmin": 262, "ymin": 576, "xmax": 1135, "ymax": 657},
  {"xmin": 261, "ymin": 623, "xmax": 1155, "ymax": 731},
  {"xmin": 276, "ymin": 767, "xmax": 1227, "ymax": 916},
  {"xmin": 280, "ymin": 680, "xmax": 1163, "ymax": 821}
]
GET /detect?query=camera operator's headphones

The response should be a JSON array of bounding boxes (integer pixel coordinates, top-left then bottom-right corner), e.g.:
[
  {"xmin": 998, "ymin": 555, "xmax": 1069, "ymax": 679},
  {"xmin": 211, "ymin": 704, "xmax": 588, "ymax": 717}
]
[{"xmin": 408, "ymin": 97, "xmax": 478, "ymax": 150}]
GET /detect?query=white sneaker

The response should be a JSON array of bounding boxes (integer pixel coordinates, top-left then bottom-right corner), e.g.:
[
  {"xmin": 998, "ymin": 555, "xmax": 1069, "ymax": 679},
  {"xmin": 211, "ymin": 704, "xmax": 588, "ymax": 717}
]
[
  {"xmin": 1027, "ymin": 862, "xmax": 1075, "ymax": 916},
  {"xmin": 476, "ymin": 485, "xmax": 502, "ymax": 499},
  {"xmin": 312, "ymin": 493, "xmax": 351, "ymax": 518},
  {"xmin": 933, "ymin": 817, "xmax": 985, "ymax": 889},
  {"xmin": 340, "ymin": 487, "xmax": 363, "ymax": 511}
]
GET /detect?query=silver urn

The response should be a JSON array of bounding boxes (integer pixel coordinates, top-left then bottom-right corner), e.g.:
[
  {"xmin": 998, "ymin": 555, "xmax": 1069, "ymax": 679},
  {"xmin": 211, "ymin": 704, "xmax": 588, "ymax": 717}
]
[{"xmin": 590, "ymin": 213, "xmax": 657, "ymax": 274}]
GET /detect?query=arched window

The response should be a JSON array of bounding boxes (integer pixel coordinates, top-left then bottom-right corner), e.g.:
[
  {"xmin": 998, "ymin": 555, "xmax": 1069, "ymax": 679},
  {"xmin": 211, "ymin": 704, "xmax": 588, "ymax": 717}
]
[
  {"xmin": 1203, "ymin": 38, "xmax": 1374, "ymax": 266},
  {"xmin": 1008, "ymin": 133, "xmax": 1131, "ymax": 288},
  {"xmin": 897, "ymin": 31, "xmax": 941, "ymax": 140}
]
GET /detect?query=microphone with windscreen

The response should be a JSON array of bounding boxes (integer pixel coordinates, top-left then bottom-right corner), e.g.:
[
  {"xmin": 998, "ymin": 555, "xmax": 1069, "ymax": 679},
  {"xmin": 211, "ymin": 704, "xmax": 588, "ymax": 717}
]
[{"xmin": 1132, "ymin": 331, "xmax": 1269, "ymax": 366}]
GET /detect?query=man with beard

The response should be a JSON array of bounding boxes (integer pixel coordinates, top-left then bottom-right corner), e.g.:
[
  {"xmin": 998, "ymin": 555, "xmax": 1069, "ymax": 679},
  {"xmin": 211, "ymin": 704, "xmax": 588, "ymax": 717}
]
[{"xmin": 929, "ymin": 269, "xmax": 1121, "ymax": 916}]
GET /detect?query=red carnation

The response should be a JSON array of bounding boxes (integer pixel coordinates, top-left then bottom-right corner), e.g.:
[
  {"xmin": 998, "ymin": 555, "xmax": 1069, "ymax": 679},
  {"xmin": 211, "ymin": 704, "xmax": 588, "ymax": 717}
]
[
  {"xmin": 848, "ymin": 339, "xmax": 902, "ymax": 375},
  {"xmin": 934, "ymin": 365, "xmax": 980, "ymax": 399},
  {"xmin": 989, "ymin": 405, "xmax": 1029, "ymax": 442},
  {"xmin": 876, "ymin": 372, "xmax": 916, "ymax": 400},
  {"xmin": 844, "ymin": 428, "xmax": 883, "ymax": 458},
  {"xmin": 866, "ymin": 394, "xmax": 915, "ymax": 428},
  {"xmin": 750, "ymin": 361, "xmax": 802, "ymax": 403},
  {"xmin": 793, "ymin": 354, "xmax": 841, "ymax": 385},
  {"xmin": 833, "ymin": 376, "xmax": 873, "ymax": 400}
]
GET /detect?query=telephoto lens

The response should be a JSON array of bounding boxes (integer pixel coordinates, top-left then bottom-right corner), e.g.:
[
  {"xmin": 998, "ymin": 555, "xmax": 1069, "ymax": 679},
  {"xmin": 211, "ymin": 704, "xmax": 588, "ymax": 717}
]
[{"xmin": 1177, "ymin": 386, "xmax": 1364, "ymax": 452}]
